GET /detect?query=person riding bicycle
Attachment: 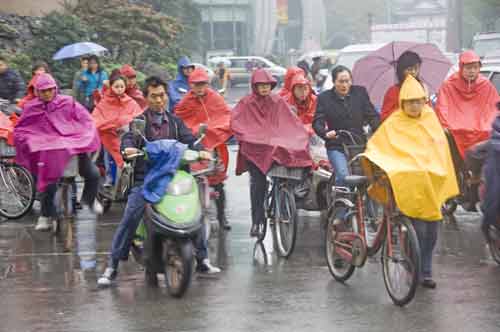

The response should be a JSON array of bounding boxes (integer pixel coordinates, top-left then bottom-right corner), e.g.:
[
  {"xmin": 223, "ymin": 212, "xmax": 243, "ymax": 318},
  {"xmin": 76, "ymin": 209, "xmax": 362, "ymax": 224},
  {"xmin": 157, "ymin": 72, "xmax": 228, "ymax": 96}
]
[
  {"xmin": 435, "ymin": 50, "xmax": 499, "ymax": 210},
  {"xmin": 231, "ymin": 69, "xmax": 313, "ymax": 237},
  {"xmin": 362, "ymin": 75, "xmax": 459, "ymax": 289},
  {"xmin": 174, "ymin": 68, "xmax": 233, "ymax": 230},
  {"xmin": 0, "ymin": 55, "xmax": 25, "ymax": 105},
  {"xmin": 278, "ymin": 66, "xmax": 306, "ymax": 97},
  {"xmin": 283, "ymin": 73, "xmax": 316, "ymax": 133},
  {"xmin": 98, "ymin": 76, "xmax": 220, "ymax": 287},
  {"xmin": 93, "ymin": 73, "xmax": 144, "ymax": 186},
  {"xmin": 168, "ymin": 56, "xmax": 195, "ymax": 112},
  {"xmin": 13, "ymin": 73, "xmax": 101, "ymax": 231}
]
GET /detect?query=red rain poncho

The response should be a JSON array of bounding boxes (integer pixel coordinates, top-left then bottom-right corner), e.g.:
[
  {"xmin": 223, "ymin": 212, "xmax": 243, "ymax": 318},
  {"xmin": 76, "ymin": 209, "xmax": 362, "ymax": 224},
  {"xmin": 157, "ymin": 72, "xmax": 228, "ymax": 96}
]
[
  {"xmin": 0, "ymin": 112, "xmax": 17, "ymax": 145},
  {"xmin": 120, "ymin": 64, "xmax": 148, "ymax": 109},
  {"xmin": 231, "ymin": 69, "xmax": 313, "ymax": 175},
  {"xmin": 278, "ymin": 66, "xmax": 305, "ymax": 97},
  {"xmin": 174, "ymin": 68, "xmax": 232, "ymax": 185},
  {"xmin": 14, "ymin": 74, "xmax": 100, "ymax": 191},
  {"xmin": 284, "ymin": 74, "xmax": 317, "ymax": 131},
  {"xmin": 17, "ymin": 75, "xmax": 38, "ymax": 109},
  {"xmin": 435, "ymin": 51, "xmax": 500, "ymax": 158},
  {"xmin": 93, "ymin": 91, "xmax": 144, "ymax": 168},
  {"xmin": 381, "ymin": 83, "xmax": 431, "ymax": 121}
]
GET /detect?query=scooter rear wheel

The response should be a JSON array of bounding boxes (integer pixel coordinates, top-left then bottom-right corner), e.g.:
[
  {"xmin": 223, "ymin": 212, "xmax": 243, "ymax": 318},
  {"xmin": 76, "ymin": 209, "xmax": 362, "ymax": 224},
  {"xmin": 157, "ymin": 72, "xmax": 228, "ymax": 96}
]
[{"xmin": 164, "ymin": 240, "xmax": 194, "ymax": 298}]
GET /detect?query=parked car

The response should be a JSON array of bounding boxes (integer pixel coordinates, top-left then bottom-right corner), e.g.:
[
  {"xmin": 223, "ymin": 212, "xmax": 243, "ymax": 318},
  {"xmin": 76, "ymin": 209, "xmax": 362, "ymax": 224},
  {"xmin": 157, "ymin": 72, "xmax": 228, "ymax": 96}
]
[
  {"xmin": 318, "ymin": 43, "xmax": 387, "ymax": 92},
  {"xmin": 480, "ymin": 66, "xmax": 500, "ymax": 95},
  {"xmin": 483, "ymin": 50, "xmax": 500, "ymax": 67},
  {"xmin": 472, "ymin": 32, "xmax": 500, "ymax": 58},
  {"xmin": 223, "ymin": 56, "xmax": 286, "ymax": 86}
]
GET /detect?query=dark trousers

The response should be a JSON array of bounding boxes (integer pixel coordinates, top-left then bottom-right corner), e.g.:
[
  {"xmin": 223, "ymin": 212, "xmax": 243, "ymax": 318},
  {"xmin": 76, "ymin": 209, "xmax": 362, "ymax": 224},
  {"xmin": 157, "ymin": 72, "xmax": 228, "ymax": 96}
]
[
  {"xmin": 411, "ymin": 219, "xmax": 439, "ymax": 280},
  {"xmin": 40, "ymin": 154, "xmax": 99, "ymax": 218},
  {"xmin": 247, "ymin": 161, "xmax": 268, "ymax": 226}
]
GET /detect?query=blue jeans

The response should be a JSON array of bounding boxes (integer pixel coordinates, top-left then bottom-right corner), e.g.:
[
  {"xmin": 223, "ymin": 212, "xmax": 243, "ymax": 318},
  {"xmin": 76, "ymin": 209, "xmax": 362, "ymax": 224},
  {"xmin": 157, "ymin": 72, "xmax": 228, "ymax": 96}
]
[
  {"xmin": 109, "ymin": 186, "xmax": 208, "ymax": 268},
  {"xmin": 411, "ymin": 219, "xmax": 439, "ymax": 280},
  {"xmin": 327, "ymin": 149, "xmax": 349, "ymax": 187}
]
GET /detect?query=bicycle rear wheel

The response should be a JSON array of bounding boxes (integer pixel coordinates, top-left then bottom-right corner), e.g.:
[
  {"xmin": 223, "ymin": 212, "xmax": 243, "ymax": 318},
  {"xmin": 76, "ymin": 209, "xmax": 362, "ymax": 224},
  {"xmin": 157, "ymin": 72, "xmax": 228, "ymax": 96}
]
[
  {"xmin": 0, "ymin": 164, "xmax": 35, "ymax": 219},
  {"xmin": 273, "ymin": 186, "xmax": 297, "ymax": 258},
  {"xmin": 381, "ymin": 216, "xmax": 420, "ymax": 306}
]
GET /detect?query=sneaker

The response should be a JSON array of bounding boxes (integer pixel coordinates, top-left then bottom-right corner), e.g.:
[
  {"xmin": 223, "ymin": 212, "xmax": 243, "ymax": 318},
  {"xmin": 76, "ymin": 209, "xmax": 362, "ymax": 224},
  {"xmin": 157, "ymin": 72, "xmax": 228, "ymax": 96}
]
[
  {"xmin": 91, "ymin": 200, "xmax": 104, "ymax": 215},
  {"xmin": 97, "ymin": 267, "xmax": 117, "ymax": 287},
  {"xmin": 35, "ymin": 216, "xmax": 51, "ymax": 231},
  {"xmin": 196, "ymin": 259, "xmax": 221, "ymax": 274}
]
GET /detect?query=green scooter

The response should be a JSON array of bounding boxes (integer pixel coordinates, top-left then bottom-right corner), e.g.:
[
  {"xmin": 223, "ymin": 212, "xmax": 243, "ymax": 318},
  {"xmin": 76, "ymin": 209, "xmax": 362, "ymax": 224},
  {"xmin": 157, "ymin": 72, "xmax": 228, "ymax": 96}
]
[{"xmin": 129, "ymin": 121, "xmax": 215, "ymax": 297}]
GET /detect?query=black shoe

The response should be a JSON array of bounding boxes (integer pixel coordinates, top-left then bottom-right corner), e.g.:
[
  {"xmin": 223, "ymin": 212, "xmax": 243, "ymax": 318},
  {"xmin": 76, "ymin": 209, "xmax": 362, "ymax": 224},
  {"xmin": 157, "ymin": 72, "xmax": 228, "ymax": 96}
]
[
  {"xmin": 421, "ymin": 278, "xmax": 437, "ymax": 289},
  {"xmin": 250, "ymin": 224, "xmax": 259, "ymax": 237},
  {"xmin": 75, "ymin": 201, "xmax": 82, "ymax": 210},
  {"xmin": 220, "ymin": 217, "xmax": 231, "ymax": 231}
]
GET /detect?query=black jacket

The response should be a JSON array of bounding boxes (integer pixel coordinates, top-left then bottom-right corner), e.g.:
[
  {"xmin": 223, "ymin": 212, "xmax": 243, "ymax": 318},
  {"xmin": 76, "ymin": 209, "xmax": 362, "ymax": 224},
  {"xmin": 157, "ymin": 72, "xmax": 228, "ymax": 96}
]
[
  {"xmin": 0, "ymin": 69, "xmax": 25, "ymax": 102},
  {"xmin": 121, "ymin": 109, "xmax": 200, "ymax": 185},
  {"xmin": 482, "ymin": 116, "xmax": 500, "ymax": 228},
  {"xmin": 313, "ymin": 86, "xmax": 380, "ymax": 150}
]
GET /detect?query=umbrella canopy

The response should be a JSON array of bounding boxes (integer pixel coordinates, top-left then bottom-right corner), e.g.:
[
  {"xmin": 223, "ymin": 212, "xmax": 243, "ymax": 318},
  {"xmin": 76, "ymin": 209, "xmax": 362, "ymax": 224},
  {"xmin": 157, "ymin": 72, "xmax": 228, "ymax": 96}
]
[
  {"xmin": 53, "ymin": 42, "xmax": 108, "ymax": 61},
  {"xmin": 352, "ymin": 41, "xmax": 452, "ymax": 108}
]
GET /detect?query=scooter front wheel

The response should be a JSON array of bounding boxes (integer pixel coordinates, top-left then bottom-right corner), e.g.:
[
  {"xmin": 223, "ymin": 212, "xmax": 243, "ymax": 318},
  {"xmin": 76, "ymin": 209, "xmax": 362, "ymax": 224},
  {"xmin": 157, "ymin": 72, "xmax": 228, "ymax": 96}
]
[{"xmin": 164, "ymin": 240, "xmax": 194, "ymax": 298}]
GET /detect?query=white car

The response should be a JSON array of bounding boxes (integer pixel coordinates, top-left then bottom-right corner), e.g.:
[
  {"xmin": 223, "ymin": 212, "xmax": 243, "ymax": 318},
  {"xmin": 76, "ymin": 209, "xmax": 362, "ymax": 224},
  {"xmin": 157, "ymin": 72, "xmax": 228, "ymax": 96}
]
[
  {"xmin": 480, "ymin": 66, "xmax": 500, "ymax": 95},
  {"xmin": 222, "ymin": 56, "xmax": 287, "ymax": 86}
]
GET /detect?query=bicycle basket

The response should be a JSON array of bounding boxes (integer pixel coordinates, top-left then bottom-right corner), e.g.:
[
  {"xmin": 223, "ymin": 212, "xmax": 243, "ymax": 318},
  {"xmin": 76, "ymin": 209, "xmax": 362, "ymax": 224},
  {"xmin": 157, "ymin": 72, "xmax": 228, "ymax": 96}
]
[
  {"xmin": 267, "ymin": 165, "xmax": 305, "ymax": 180},
  {"xmin": 0, "ymin": 138, "xmax": 15, "ymax": 157},
  {"xmin": 344, "ymin": 144, "xmax": 365, "ymax": 175}
]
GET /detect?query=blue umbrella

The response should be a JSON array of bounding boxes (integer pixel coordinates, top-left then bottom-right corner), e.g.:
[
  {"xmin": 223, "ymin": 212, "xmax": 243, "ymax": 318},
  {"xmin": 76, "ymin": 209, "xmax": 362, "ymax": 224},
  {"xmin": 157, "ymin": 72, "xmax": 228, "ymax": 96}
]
[{"xmin": 52, "ymin": 42, "xmax": 108, "ymax": 61}]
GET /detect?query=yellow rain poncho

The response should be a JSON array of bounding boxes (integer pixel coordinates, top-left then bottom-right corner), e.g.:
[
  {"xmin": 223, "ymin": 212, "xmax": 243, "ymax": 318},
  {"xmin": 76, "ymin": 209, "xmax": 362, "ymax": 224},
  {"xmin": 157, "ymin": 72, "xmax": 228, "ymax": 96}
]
[{"xmin": 362, "ymin": 76, "xmax": 459, "ymax": 221}]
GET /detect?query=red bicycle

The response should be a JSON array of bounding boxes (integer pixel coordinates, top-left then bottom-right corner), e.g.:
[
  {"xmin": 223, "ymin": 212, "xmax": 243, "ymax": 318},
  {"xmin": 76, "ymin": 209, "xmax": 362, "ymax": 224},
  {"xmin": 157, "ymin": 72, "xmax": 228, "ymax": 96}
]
[{"xmin": 324, "ymin": 162, "xmax": 421, "ymax": 306}]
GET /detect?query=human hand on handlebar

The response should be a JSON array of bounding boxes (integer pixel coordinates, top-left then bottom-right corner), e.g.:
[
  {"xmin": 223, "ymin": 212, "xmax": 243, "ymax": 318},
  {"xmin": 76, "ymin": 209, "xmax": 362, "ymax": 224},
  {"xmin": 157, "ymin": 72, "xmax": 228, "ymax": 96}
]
[
  {"xmin": 199, "ymin": 151, "xmax": 213, "ymax": 160},
  {"xmin": 123, "ymin": 147, "xmax": 140, "ymax": 157},
  {"xmin": 326, "ymin": 130, "xmax": 337, "ymax": 139}
]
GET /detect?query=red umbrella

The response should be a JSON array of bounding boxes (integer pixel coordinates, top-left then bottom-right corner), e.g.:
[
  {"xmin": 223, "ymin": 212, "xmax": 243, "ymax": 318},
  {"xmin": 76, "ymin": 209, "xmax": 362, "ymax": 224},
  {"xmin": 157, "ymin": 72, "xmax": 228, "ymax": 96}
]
[{"xmin": 352, "ymin": 41, "xmax": 452, "ymax": 108}]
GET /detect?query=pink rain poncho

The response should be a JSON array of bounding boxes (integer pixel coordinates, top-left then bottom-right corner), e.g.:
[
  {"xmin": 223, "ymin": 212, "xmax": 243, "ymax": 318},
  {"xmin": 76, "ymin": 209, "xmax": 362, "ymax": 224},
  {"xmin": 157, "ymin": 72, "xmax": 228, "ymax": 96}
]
[{"xmin": 14, "ymin": 74, "xmax": 100, "ymax": 191}]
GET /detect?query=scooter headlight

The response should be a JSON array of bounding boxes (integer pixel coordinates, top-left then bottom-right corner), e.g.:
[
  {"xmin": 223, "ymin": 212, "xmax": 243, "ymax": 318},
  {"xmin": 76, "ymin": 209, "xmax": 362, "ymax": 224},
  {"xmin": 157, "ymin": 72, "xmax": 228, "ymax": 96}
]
[{"xmin": 167, "ymin": 177, "xmax": 194, "ymax": 196}]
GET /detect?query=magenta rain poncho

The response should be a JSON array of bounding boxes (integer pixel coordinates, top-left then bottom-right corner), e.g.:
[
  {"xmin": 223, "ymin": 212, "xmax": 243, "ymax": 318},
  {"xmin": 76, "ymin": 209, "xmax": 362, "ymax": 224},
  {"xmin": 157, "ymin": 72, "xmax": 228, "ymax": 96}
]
[{"xmin": 14, "ymin": 73, "xmax": 100, "ymax": 191}]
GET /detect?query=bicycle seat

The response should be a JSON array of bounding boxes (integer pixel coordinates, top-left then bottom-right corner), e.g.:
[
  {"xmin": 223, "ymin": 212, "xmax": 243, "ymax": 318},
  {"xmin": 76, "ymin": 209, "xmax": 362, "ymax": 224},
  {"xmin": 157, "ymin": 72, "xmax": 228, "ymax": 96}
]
[{"xmin": 344, "ymin": 175, "xmax": 368, "ymax": 187}]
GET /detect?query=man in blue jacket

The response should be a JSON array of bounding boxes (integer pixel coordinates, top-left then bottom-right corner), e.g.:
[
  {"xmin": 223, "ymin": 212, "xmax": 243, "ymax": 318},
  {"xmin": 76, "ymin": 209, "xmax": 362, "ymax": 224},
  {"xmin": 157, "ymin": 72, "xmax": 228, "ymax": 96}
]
[
  {"xmin": 0, "ymin": 56, "xmax": 25, "ymax": 104},
  {"xmin": 98, "ymin": 76, "xmax": 220, "ymax": 287},
  {"xmin": 168, "ymin": 56, "xmax": 195, "ymax": 111}
]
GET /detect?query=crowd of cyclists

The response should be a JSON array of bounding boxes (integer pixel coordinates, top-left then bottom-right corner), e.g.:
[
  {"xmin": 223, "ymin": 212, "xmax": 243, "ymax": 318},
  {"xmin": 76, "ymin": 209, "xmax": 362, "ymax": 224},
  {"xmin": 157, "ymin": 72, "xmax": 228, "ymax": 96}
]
[{"xmin": 0, "ymin": 48, "xmax": 499, "ymax": 294}]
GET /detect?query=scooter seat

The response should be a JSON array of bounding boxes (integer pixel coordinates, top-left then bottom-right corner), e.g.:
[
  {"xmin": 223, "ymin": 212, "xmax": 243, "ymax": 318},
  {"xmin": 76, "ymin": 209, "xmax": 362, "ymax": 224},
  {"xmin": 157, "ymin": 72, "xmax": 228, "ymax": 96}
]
[{"xmin": 344, "ymin": 175, "xmax": 368, "ymax": 187}]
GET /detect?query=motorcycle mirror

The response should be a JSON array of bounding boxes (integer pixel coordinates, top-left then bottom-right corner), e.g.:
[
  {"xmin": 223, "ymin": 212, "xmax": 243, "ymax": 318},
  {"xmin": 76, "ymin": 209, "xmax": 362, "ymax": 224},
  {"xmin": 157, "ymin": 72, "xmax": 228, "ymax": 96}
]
[
  {"xmin": 131, "ymin": 118, "xmax": 146, "ymax": 136},
  {"xmin": 198, "ymin": 123, "xmax": 208, "ymax": 137}
]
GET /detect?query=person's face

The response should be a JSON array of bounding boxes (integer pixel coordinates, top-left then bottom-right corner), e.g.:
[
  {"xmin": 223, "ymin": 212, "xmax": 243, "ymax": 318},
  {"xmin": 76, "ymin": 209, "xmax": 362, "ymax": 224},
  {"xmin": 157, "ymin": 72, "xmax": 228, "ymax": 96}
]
[
  {"xmin": 81, "ymin": 59, "xmax": 89, "ymax": 71},
  {"xmin": 293, "ymin": 84, "xmax": 309, "ymax": 102},
  {"xmin": 126, "ymin": 76, "xmax": 137, "ymax": 88},
  {"xmin": 191, "ymin": 82, "xmax": 208, "ymax": 97},
  {"xmin": 256, "ymin": 83, "xmax": 272, "ymax": 96},
  {"xmin": 461, "ymin": 62, "xmax": 481, "ymax": 82},
  {"xmin": 402, "ymin": 98, "xmax": 425, "ymax": 118},
  {"xmin": 33, "ymin": 66, "xmax": 46, "ymax": 76},
  {"xmin": 334, "ymin": 71, "xmax": 352, "ymax": 96},
  {"xmin": 146, "ymin": 85, "xmax": 168, "ymax": 112},
  {"xmin": 403, "ymin": 63, "xmax": 420, "ymax": 79},
  {"xmin": 111, "ymin": 79, "xmax": 126, "ymax": 96},
  {"xmin": 0, "ymin": 61, "xmax": 8, "ymax": 74},
  {"xmin": 89, "ymin": 59, "xmax": 99, "ymax": 72},
  {"xmin": 182, "ymin": 66, "xmax": 194, "ymax": 77},
  {"xmin": 39, "ymin": 88, "xmax": 56, "ymax": 102}
]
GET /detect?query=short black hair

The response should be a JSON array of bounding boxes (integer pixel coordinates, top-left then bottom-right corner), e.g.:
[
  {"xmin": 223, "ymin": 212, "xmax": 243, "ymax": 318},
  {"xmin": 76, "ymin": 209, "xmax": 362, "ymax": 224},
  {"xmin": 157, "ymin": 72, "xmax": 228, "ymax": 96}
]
[
  {"xmin": 109, "ymin": 69, "xmax": 126, "ymax": 86},
  {"xmin": 396, "ymin": 51, "xmax": 422, "ymax": 84},
  {"xmin": 143, "ymin": 76, "xmax": 169, "ymax": 97},
  {"xmin": 31, "ymin": 60, "xmax": 50, "ymax": 76},
  {"xmin": 331, "ymin": 65, "xmax": 352, "ymax": 82},
  {"xmin": 87, "ymin": 55, "xmax": 102, "ymax": 72}
]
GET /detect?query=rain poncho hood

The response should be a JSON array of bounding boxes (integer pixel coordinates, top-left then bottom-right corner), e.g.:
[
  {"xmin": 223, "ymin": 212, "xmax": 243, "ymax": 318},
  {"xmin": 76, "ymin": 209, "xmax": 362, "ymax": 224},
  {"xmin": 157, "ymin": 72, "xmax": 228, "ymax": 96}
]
[
  {"xmin": 231, "ymin": 69, "xmax": 313, "ymax": 175},
  {"xmin": 18, "ymin": 75, "xmax": 39, "ymax": 109},
  {"xmin": 435, "ymin": 51, "xmax": 500, "ymax": 158},
  {"xmin": 169, "ymin": 56, "xmax": 194, "ymax": 111},
  {"xmin": 120, "ymin": 64, "xmax": 147, "ymax": 109},
  {"xmin": 174, "ymin": 81, "xmax": 232, "ymax": 184},
  {"xmin": 142, "ymin": 139, "xmax": 187, "ymax": 203},
  {"xmin": 284, "ymin": 74, "xmax": 317, "ymax": 126},
  {"xmin": 279, "ymin": 66, "xmax": 305, "ymax": 97},
  {"xmin": 14, "ymin": 74, "xmax": 100, "ymax": 191},
  {"xmin": 92, "ymin": 90, "xmax": 144, "ymax": 168},
  {"xmin": 362, "ymin": 76, "xmax": 459, "ymax": 221}
]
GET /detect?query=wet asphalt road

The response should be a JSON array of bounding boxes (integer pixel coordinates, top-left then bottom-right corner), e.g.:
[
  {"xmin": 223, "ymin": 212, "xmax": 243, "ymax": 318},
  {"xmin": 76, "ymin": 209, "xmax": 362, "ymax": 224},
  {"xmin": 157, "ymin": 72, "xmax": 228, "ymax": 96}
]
[{"xmin": 1, "ymin": 87, "xmax": 500, "ymax": 332}]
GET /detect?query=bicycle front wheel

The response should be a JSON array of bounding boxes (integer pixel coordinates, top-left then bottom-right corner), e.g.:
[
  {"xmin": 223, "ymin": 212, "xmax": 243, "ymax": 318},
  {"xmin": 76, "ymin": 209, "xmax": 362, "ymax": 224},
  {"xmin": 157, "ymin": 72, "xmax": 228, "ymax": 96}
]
[
  {"xmin": 381, "ymin": 216, "xmax": 421, "ymax": 306},
  {"xmin": 0, "ymin": 164, "xmax": 35, "ymax": 219},
  {"xmin": 273, "ymin": 186, "xmax": 298, "ymax": 258}
]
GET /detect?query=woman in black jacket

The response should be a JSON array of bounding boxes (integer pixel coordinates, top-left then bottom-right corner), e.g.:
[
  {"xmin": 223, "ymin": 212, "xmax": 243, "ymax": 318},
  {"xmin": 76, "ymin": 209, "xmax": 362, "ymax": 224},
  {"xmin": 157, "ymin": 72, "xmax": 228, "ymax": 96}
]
[{"xmin": 313, "ymin": 65, "xmax": 380, "ymax": 190}]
